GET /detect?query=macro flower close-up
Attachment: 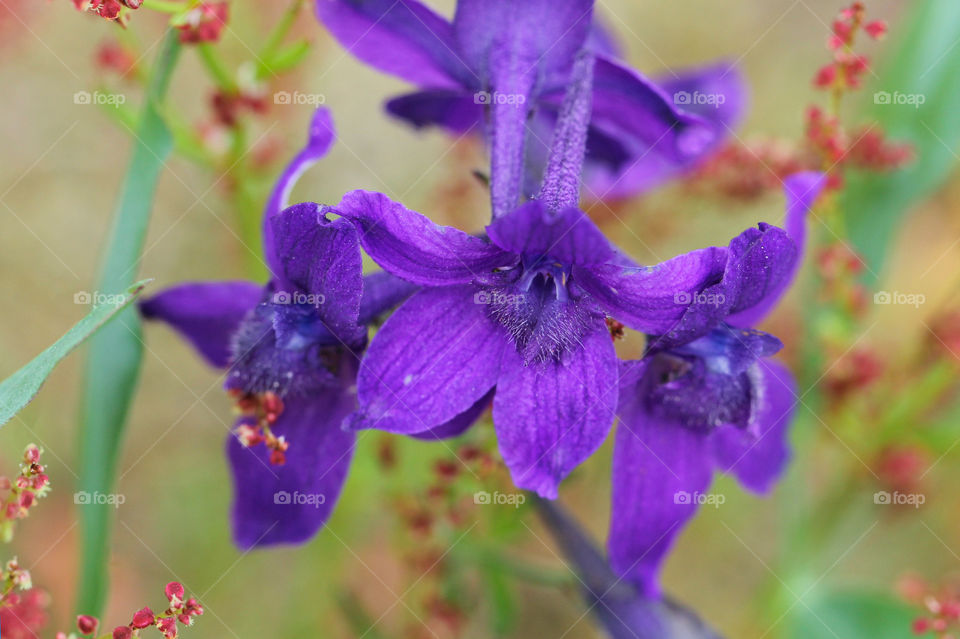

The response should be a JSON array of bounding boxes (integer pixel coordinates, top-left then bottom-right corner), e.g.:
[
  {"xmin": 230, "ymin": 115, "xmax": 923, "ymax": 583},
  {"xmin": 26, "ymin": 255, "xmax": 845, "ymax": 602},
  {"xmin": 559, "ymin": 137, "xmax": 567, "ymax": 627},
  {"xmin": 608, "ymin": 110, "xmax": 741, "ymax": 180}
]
[{"xmin": 2, "ymin": 1, "xmax": 960, "ymax": 638}]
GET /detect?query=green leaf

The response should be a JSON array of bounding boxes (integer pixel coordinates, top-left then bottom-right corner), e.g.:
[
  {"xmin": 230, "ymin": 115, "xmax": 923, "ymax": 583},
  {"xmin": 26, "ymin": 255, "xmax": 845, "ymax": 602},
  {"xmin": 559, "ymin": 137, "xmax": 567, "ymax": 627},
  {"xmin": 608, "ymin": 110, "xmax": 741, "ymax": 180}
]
[
  {"xmin": 787, "ymin": 589, "xmax": 916, "ymax": 639},
  {"xmin": 75, "ymin": 30, "xmax": 181, "ymax": 618},
  {"xmin": 0, "ymin": 281, "xmax": 149, "ymax": 427},
  {"xmin": 267, "ymin": 39, "xmax": 312, "ymax": 74},
  {"xmin": 842, "ymin": 0, "xmax": 960, "ymax": 280}
]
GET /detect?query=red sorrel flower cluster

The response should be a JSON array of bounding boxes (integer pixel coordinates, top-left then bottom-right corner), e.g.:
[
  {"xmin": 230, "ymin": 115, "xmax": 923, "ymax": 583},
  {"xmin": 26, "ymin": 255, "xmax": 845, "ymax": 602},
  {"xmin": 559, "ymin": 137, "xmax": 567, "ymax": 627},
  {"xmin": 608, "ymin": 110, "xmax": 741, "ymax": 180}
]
[
  {"xmin": 900, "ymin": 574, "xmax": 960, "ymax": 637},
  {"xmin": 230, "ymin": 389, "xmax": 290, "ymax": 465},
  {"xmin": 0, "ymin": 444, "xmax": 50, "ymax": 542},
  {"xmin": 175, "ymin": 2, "xmax": 228, "ymax": 44},
  {"xmin": 58, "ymin": 582, "xmax": 204, "ymax": 639},
  {"xmin": 72, "ymin": 0, "xmax": 141, "ymax": 26}
]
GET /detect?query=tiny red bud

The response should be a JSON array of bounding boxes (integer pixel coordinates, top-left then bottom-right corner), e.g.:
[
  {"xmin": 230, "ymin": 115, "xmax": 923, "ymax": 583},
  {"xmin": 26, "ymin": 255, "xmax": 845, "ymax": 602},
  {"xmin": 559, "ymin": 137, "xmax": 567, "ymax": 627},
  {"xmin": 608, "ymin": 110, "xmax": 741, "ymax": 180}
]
[
  {"xmin": 113, "ymin": 627, "xmax": 132, "ymax": 639},
  {"xmin": 24, "ymin": 446, "xmax": 40, "ymax": 464},
  {"xmin": 865, "ymin": 20, "xmax": 888, "ymax": 39},
  {"xmin": 165, "ymin": 581, "xmax": 185, "ymax": 603},
  {"xmin": 132, "ymin": 606, "xmax": 155, "ymax": 628},
  {"xmin": 77, "ymin": 614, "xmax": 99, "ymax": 634}
]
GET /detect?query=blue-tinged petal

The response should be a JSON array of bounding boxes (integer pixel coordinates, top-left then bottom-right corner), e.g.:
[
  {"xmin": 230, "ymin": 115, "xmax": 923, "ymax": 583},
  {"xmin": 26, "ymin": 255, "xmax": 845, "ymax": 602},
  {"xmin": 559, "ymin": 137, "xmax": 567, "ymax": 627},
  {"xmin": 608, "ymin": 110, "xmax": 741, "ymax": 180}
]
[
  {"xmin": 335, "ymin": 190, "xmax": 514, "ymax": 285},
  {"xmin": 263, "ymin": 108, "xmax": 336, "ymax": 267},
  {"xmin": 349, "ymin": 285, "xmax": 505, "ymax": 434},
  {"xmin": 493, "ymin": 326, "xmax": 617, "ymax": 498},
  {"xmin": 269, "ymin": 202, "xmax": 364, "ymax": 342},
  {"xmin": 609, "ymin": 359, "xmax": 714, "ymax": 598},
  {"xmin": 486, "ymin": 201, "xmax": 614, "ymax": 266},
  {"xmin": 227, "ymin": 391, "xmax": 355, "ymax": 549},
  {"xmin": 711, "ymin": 359, "xmax": 796, "ymax": 493},
  {"xmin": 411, "ymin": 388, "xmax": 493, "ymax": 440},
  {"xmin": 358, "ymin": 270, "xmax": 419, "ymax": 325},
  {"xmin": 727, "ymin": 172, "xmax": 826, "ymax": 328},
  {"xmin": 656, "ymin": 62, "xmax": 747, "ymax": 141},
  {"xmin": 386, "ymin": 89, "xmax": 482, "ymax": 133},
  {"xmin": 315, "ymin": 0, "xmax": 472, "ymax": 88},
  {"xmin": 140, "ymin": 281, "xmax": 262, "ymax": 368},
  {"xmin": 572, "ymin": 247, "xmax": 727, "ymax": 334}
]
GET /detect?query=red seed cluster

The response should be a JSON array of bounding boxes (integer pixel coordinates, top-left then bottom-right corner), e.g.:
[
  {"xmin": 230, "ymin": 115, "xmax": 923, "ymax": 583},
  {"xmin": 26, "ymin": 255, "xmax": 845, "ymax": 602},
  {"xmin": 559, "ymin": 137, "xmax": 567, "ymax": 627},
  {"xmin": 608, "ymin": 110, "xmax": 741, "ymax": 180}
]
[
  {"xmin": 900, "ymin": 575, "xmax": 960, "ymax": 638},
  {"xmin": 2, "ymin": 588, "xmax": 49, "ymax": 639},
  {"xmin": 176, "ymin": 2, "xmax": 229, "ymax": 44},
  {"xmin": 96, "ymin": 40, "xmax": 138, "ymax": 78},
  {"xmin": 67, "ymin": 582, "xmax": 203, "ymax": 639},
  {"xmin": 230, "ymin": 390, "xmax": 290, "ymax": 465},
  {"xmin": 814, "ymin": 2, "xmax": 887, "ymax": 91},
  {"xmin": 72, "ymin": 0, "xmax": 141, "ymax": 25},
  {"xmin": 1, "ymin": 444, "xmax": 50, "ymax": 528}
]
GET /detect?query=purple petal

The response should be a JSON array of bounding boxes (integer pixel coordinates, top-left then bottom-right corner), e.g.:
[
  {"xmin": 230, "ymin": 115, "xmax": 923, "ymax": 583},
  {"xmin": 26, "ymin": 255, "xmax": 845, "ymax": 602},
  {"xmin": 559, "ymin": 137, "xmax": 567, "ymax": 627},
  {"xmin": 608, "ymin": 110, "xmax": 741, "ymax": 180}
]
[
  {"xmin": 609, "ymin": 359, "xmax": 714, "ymax": 597},
  {"xmin": 335, "ymin": 190, "xmax": 513, "ymax": 285},
  {"xmin": 486, "ymin": 201, "xmax": 614, "ymax": 266},
  {"xmin": 350, "ymin": 285, "xmax": 505, "ymax": 434},
  {"xmin": 727, "ymin": 172, "xmax": 826, "ymax": 328},
  {"xmin": 493, "ymin": 326, "xmax": 617, "ymax": 498},
  {"xmin": 263, "ymin": 108, "xmax": 336, "ymax": 265},
  {"xmin": 573, "ymin": 247, "xmax": 727, "ymax": 334},
  {"xmin": 386, "ymin": 89, "xmax": 482, "ymax": 133},
  {"xmin": 315, "ymin": 0, "xmax": 470, "ymax": 88},
  {"xmin": 656, "ymin": 62, "xmax": 747, "ymax": 141},
  {"xmin": 651, "ymin": 224, "xmax": 796, "ymax": 350},
  {"xmin": 140, "ymin": 281, "xmax": 261, "ymax": 368},
  {"xmin": 358, "ymin": 270, "xmax": 419, "ymax": 325},
  {"xmin": 711, "ymin": 359, "xmax": 796, "ymax": 493},
  {"xmin": 585, "ymin": 16, "xmax": 624, "ymax": 60},
  {"xmin": 269, "ymin": 202, "xmax": 364, "ymax": 341},
  {"xmin": 411, "ymin": 388, "xmax": 493, "ymax": 440},
  {"xmin": 227, "ymin": 391, "xmax": 355, "ymax": 549}
]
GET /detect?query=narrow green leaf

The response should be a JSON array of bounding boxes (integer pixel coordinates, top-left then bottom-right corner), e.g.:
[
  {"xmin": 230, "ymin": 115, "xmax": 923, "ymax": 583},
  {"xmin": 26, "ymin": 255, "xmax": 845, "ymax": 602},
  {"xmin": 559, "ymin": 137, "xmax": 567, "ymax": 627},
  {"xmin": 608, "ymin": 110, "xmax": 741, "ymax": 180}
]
[
  {"xmin": 787, "ymin": 590, "xmax": 916, "ymax": 639},
  {"xmin": 75, "ymin": 29, "xmax": 181, "ymax": 618},
  {"xmin": 842, "ymin": 0, "xmax": 960, "ymax": 280},
  {"xmin": 0, "ymin": 281, "xmax": 149, "ymax": 427},
  {"xmin": 267, "ymin": 39, "xmax": 312, "ymax": 74}
]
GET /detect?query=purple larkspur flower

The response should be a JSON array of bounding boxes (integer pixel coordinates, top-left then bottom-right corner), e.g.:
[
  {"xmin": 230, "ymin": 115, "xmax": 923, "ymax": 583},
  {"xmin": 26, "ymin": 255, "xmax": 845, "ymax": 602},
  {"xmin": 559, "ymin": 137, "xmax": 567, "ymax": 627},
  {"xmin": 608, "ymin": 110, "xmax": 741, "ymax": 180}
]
[
  {"xmin": 608, "ymin": 172, "xmax": 826, "ymax": 598},
  {"xmin": 331, "ymin": 54, "xmax": 795, "ymax": 500},
  {"xmin": 137, "ymin": 108, "xmax": 490, "ymax": 549},
  {"xmin": 315, "ymin": 0, "xmax": 743, "ymax": 210}
]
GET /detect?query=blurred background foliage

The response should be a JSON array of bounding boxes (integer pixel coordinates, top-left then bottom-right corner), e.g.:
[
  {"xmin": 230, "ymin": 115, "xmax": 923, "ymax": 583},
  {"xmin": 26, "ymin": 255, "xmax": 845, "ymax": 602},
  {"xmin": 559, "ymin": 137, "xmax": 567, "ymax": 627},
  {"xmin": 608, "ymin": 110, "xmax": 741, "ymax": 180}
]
[{"xmin": 2, "ymin": 0, "xmax": 960, "ymax": 637}]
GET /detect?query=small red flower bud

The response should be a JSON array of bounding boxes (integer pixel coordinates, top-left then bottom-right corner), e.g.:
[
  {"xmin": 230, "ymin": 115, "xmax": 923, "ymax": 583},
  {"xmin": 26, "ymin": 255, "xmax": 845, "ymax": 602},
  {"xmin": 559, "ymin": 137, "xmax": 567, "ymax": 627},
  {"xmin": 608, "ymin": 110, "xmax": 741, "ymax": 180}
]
[
  {"xmin": 77, "ymin": 614, "xmax": 99, "ymax": 634},
  {"xmin": 165, "ymin": 581, "xmax": 185, "ymax": 604},
  {"xmin": 865, "ymin": 20, "xmax": 888, "ymax": 39},
  {"xmin": 19, "ymin": 491, "xmax": 35, "ymax": 509},
  {"xmin": 157, "ymin": 616, "xmax": 178, "ymax": 638},
  {"xmin": 269, "ymin": 449, "xmax": 287, "ymax": 465},
  {"xmin": 179, "ymin": 613, "xmax": 192, "ymax": 625},
  {"xmin": 0, "ymin": 477, "xmax": 10, "ymax": 490},
  {"xmin": 24, "ymin": 446, "xmax": 40, "ymax": 464},
  {"xmin": 814, "ymin": 64, "xmax": 837, "ymax": 88},
  {"xmin": 262, "ymin": 392, "xmax": 284, "ymax": 417},
  {"xmin": 131, "ymin": 606, "xmax": 155, "ymax": 628},
  {"xmin": 113, "ymin": 627, "xmax": 132, "ymax": 639}
]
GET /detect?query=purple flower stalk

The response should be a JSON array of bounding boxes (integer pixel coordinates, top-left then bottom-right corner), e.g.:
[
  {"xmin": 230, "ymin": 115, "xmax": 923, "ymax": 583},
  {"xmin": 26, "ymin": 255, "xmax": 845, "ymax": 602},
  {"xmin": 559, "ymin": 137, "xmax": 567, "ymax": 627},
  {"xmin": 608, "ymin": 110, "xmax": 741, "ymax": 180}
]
[
  {"xmin": 315, "ymin": 0, "xmax": 744, "ymax": 209},
  {"xmin": 608, "ymin": 172, "xmax": 826, "ymax": 598},
  {"xmin": 332, "ymin": 52, "xmax": 798, "ymax": 500}
]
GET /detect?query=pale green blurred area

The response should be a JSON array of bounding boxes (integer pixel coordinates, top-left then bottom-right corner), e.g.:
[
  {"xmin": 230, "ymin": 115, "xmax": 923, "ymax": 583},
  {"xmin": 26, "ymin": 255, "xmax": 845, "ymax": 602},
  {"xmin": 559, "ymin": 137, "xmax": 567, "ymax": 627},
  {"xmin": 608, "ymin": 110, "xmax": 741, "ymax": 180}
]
[{"xmin": 1, "ymin": 0, "xmax": 959, "ymax": 637}]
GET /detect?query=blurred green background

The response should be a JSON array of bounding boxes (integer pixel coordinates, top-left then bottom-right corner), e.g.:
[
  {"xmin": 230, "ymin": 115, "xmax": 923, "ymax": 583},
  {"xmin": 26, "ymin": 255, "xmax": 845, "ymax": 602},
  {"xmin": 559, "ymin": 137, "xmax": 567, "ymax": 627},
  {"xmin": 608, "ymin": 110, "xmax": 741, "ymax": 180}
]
[{"xmin": 2, "ymin": 0, "xmax": 959, "ymax": 637}]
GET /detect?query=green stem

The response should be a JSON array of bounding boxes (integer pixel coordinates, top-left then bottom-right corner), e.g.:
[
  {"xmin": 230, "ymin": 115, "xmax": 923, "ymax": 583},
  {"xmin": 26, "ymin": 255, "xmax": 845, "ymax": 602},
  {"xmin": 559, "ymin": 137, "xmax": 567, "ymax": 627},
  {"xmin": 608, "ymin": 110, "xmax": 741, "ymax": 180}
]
[
  {"xmin": 256, "ymin": 0, "xmax": 305, "ymax": 80},
  {"xmin": 196, "ymin": 43, "xmax": 236, "ymax": 93},
  {"xmin": 144, "ymin": 0, "xmax": 188, "ymax": 14},
  {"xmin": 75, "ymin": 30, "xmax": 182, "ymax": 619}
]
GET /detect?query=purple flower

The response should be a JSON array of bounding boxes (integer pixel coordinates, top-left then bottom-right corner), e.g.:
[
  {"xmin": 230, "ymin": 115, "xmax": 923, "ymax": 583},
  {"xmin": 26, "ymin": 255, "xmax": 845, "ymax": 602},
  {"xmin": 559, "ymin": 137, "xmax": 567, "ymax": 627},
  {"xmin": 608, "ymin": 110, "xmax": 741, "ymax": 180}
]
[
  {"xmin": 139, "ymin": 108, "xmax": 479, "ymax": 549},
  {"xmin": 608, "ymin": 172, "xmax": 826, "ymax": 598},
  {"xmin": 315, "ymin": 0, "xmax": 743, "ymax": 210},
  {"xmin": 332, "ymin": 54, "xmax": 795, "ymax": 499}
]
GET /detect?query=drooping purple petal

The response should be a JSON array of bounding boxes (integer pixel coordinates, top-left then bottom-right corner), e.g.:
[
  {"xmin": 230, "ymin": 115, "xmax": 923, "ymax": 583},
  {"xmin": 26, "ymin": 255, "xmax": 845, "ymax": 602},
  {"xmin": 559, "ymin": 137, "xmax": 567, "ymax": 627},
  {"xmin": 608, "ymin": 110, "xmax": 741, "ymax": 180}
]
[
  {"xmin": 269, "ymin": 202, "xmax": 364, "ymax": 342},
  {"xmin": 650, "ymin": 223, "xmax": 796, "ymax": 350},
  {"xmin": 727, "ymin": 172, "xmax": 826, "ymax": 328},
  {"xmin": 315, "ymin": 0, "xmax": 472, "ymax": 88},
  {"xmin": 711, "ymin": 359, "xmax": 797, "ymax": 494},
  {"xmin": 486, "ymin": 201, "xmax": 614, "ymax": 266},
  {"xmin": 385, "ymin": 89, "xmax": 482, "ymax": 133},
  {"xmin": 656, "ymin": 62, "xmax": 747, "ymax": 142},
  {"xmin": 609, "ymin": 359, "xmax": 714, "ymax": 597},
  {"xmin": 572, "ymin": 246, "xmax": 727, "ymax": 334},
  {"xmin": 349, "ymin": 285, "xmax": 505, "ymax": 434},
  {"xmin": 357, "ymin": 270, "xmax": 419, "ymax": 325},
  {"xmin": 492, "ymin": 326, "xmax": 617, "ymax": 498},
  {"xmin": 140, "ymin": 281, "xmax": 262, "ymax": 368},
  {"xmin": 410, "ymin": 388, "xmax": 493, "ymax": 440},
  {"xmin": 263, "ymin": 108, "xmax": 336, "ymax": 265},
  {"xmin": 227, "ymin": 390, "xmax": 356, "ymax": 549},
  {"xmin": 335, "ymin": 190, "xmax": 513, "ymax": 285}
]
